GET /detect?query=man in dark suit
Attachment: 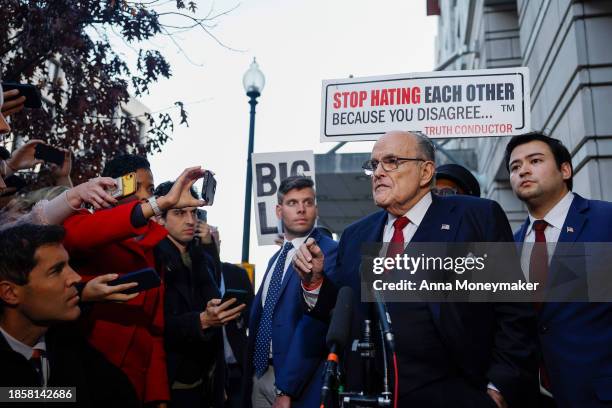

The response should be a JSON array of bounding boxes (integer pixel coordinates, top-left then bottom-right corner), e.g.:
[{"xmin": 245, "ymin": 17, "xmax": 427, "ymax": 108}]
[
  {"xmin": 507, "ymin": 133, "xmax": 612, "ymax": 408},
  {"xmin": 153, "ymin": 181, "xmax": 245, "ymax": 408},
  {"xmin": 220, "ymin": 261, "xmax": 253, "ymax": 408},
  {"xmin": 246, "ymin": 176, "xmax": 338, "ymax": 408},
  {"xmin": 192, "ymin": 218, "xmax": 255, "ymax": 408},
  {"xmin": 294, "ymin": 131, "xmax": 538, "ymax": 408},
  {"xmin": 0, "ymin": 223, "xmax": 138, "ymax": 407}
]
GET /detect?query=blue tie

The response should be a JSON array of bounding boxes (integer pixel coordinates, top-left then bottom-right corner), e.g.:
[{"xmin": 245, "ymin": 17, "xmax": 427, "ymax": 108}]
[{"xmin": 254, "ymin": 242, "xmax": 294, "ymax": 377}]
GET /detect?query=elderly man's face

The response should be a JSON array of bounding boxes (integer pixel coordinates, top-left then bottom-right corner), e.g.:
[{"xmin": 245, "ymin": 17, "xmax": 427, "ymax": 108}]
[{"xmin": 371, "ymin": 132, "xmax": 434, "ymax": 216}]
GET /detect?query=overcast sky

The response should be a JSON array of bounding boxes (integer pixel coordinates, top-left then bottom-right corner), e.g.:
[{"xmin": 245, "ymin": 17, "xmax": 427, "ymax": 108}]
[{"xmin": 131, "ymin": 0, "xmax": 438, "ymax": 289}]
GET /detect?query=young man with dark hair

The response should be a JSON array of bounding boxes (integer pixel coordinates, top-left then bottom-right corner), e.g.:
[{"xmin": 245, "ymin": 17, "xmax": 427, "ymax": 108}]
[
  {"xmin": 62, "ymin": 155, "xmax": 206, "ymax": 407},
  {"xmin": 0, "ymin": 224, "xmax": 138, "ymax": 407},
  {"xmin": 247, "ymin": 175, "xmax": 338, "ymax": 408},
  {"xmin": 507, "ymin": 133, "xmax": 612, "ymax": 408},
  {"xmin": 153, "ymin": 181, "xmax": 245, "ymax": 407}
]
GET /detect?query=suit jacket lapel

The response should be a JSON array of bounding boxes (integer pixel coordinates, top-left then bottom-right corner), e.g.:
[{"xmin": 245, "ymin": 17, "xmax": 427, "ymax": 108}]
[
  {"xmin": 366, "ymin": 211, "xmax": 388, "ymax": 243},
  {"xmin": 275, "ymin": 229, "xmax": 324, "ymax": 306},
  {"xmin": 411, "ymin": 195, "xmax": 459, "ymax": 243},
  {"xmin": 250, "ymin": 249, "xmax": 280, "ymax": 329},
  {"xmin": 410, "ymin": 196, "xmax": 458, "ymax": 326},
  {"xmin": 516, "ymin": 218, "xmax": 529, "ymax": 242},
  {"xmin": 557, "ymin": 193, "xmax": 588, "ymax": 245}
]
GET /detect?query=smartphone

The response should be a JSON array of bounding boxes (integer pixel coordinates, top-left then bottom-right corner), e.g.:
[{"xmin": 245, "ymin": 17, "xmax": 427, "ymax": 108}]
[
  {"xmin": 34, "ymin": 143, "xmax": 65, "ymax": 166},
  {"xmin": 108, "ymin": 267, "xmax": 161, "ymax": 294},
  {"xmin": 196, "ymin": 208, "xmax": 207, "ymax": 222},
  {"xmin": 201, "ymin": 170, "xmax": 217, "ymax": 205},
  {"xmin": 109, "ymin": 172, "xmax": 137, "ymax": 199},
  {"xmin": 221, "ymin": 288, "xmax": 253, "ymax": 307},
  {"xmin": 1, "ymin": 82, "xmax": 43, "ymax": 109}
]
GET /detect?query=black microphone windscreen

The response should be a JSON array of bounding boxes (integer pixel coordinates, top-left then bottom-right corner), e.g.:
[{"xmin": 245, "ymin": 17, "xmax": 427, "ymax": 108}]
[{"xmin": 325, "ymin": 286, "xmax": 354, "ymax": 350}]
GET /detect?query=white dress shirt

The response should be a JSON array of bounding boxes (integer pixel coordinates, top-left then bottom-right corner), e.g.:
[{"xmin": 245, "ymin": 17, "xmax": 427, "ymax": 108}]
[
  {"xmin": 0, "ymin": 326, "xmax": 49, "ymax": 386},
  {"xmin": 382, "ymin": 192, "xmax": 433, "ymax": 244},
  {"xmin": 520, "ymin": 192, "xmax": 574, "ymax": 280},
  {"xmin": 261, "ymin": 233, "xmax": 311, "ymax": 306},
  {"xmin": 260, "ymin": 231, "xmax": 312, "ymax": 356}
]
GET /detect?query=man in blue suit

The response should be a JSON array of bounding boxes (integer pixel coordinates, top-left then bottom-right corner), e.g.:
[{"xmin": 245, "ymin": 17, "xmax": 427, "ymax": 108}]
[
  {"xmin": 293, "ymin": 131, "xmax": 538, "ymax": 408},
  {"xmin": 507, "ymin": 133, "xmax": 612, "ymax": 408},
  {"xmin": 246, "ymin": 176, "xmax": 338, "ymax": 408}
]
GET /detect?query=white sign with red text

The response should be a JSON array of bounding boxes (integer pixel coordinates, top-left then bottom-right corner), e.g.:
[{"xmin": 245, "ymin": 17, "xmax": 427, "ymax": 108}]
[{"xmin": 320, "ymin": 67, "xmax": 530, "ymax": 142}]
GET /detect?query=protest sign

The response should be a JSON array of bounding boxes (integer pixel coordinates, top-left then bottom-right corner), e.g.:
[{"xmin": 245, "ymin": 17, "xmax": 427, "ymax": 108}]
[
  {"xmin": 251, "ymin": 150, "xmax": 315, "ymax": 246},
  {"xmin": 320, "ymin": 67, "xmax": 530, "ymax": 142}
]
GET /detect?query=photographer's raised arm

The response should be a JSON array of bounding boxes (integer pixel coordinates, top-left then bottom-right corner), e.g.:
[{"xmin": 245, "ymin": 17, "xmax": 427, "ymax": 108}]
[
  {"xmin": 63, "ymin": 166, "xmax": 205, "ymax": 251},
  {"xmin": 140, "ymin": 166, "xmax": 206, "ymax": 219}
]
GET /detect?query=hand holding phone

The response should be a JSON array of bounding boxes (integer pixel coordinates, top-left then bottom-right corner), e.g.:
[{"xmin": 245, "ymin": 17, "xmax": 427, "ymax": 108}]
[
  {"xmin": 159, "ymin": 166, "xmax": 206, "ymax": 211},
  {"xmin": 82, "ymin": 274, "xmax": 140, "ymax": 303},
  {"xmin": 6, "ymin": 140, "xmax": 45, "ymax": 171},
  {"xmin": 221, "ymin": 288, "xmax": 253, "ymax": 307},
  {"xmin": 108, "ymin": 267, "xmax": 161, "ymax": 295},
  {"xmin": 34, "ymin": 143, "xmax": 65, "ymax": 166},
  {"xmin": 1, "ymin": 89, "xmax": 26, "ymax": 117},
  {"xmin": 108, "ymin": 172, "xmax": 137, "ymax": 199},
  {"xmin": 200, "ymin": 297, "xmax": 247, "ymax": 329},
  {"xmin": 2, "ymin": 82, "xmax": 42, "ymax": 109}
]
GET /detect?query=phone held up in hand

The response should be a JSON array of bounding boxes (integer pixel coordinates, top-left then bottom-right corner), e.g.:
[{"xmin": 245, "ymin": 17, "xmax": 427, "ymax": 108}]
[
  {"xmin": 34, "ymin": 144, "xmax": 65, "ymax": 166},
  {"xmin": 221, "ymin": 288, "xmax": 252, "ymax": 308},
  {"xmin": 108, "ymin": 267, "xmax": 161, "ymax": 295},
  {"xmin": 2, "ymin": 82, "xmax": 43, "ymax": 109},
  {"xmin": 109, "ymin": 172, "xmax": 137, "ymax": 199},
  {"xmin": 201, "ymin": 170, "xmax": 217, "ymax": 205}
]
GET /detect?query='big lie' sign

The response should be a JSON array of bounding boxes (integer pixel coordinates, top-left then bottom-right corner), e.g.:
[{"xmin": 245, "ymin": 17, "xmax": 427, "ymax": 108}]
[
  {"xmin": 320, "ymin": 67, "xmax": 530, "ymax": 142},
  {"xmin": 251, "ymin": 150, "xmax": 315, "ymax": 246}
]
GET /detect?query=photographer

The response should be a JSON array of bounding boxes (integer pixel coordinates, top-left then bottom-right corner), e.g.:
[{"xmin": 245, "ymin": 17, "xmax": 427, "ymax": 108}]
[
  {"xmin": 195, "ymin": 218, "xmax": 254, "ymax": 408},
  {"xmin": 153, "ymin": 181, "xmax": 245, "ymax": 408},
  {"xmin": 62, "ymin": 154, "xmax": 206, "ymax": 408}
]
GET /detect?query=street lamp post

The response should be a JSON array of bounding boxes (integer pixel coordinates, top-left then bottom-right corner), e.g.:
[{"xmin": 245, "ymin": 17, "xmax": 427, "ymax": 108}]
[{"xmin": 241, "ymin": 58, "xmax": 265, "ymax": 263}]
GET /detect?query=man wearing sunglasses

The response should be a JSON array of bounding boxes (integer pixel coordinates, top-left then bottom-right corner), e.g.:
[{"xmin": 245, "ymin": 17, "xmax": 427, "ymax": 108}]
[{"xmin": 293, "ymin": 131, "xmax": 538, "ymax": 408}]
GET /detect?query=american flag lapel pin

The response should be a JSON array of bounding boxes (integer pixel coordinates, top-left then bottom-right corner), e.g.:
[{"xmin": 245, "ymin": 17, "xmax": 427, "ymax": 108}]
[
  {"xmin": 566, "ymin": 226, "xmax": 574, "ymax": 233},
  {"xmin": 441, "ymin": 224, "xmax": 450, "ymax": 230}
]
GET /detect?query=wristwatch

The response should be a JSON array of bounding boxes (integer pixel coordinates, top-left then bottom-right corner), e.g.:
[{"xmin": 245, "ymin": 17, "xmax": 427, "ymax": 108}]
[
  {"xmin": 147, "ymin": 196, "xmax": 162, "ymax": 217},
  {"xmin": 275, "ymin": 388, "xmax": 289, "ymax": 397}
]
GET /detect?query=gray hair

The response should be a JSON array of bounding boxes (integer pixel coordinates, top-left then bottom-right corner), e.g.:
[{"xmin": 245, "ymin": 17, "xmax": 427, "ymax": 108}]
[
  {"xmin": 409, "ymin": 130, "xmax": 436, "ymax": 162},
  {"xmin": 384, "ymin": 130, "xmax": 436, "ymax": 162}
]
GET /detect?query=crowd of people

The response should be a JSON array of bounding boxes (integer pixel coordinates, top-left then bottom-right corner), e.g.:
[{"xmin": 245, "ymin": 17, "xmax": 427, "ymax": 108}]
[{"xmin": 1, "ymin": 78, "xmax": 611, "ymax": 408}]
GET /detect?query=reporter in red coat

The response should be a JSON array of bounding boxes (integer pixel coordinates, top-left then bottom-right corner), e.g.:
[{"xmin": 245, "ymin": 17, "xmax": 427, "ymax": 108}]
[{"xmin": 62, "ymin": 155, "xmax": 206, "ymax": 406}]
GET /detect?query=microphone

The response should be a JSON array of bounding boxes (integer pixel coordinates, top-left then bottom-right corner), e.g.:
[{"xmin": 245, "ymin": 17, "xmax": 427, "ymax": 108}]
[
  {"xmin": 372, "ymin": 289, "xmax": 395, "ymax": 353},
  {"xmin": 320, "ymin": 286, "xmax": 354, "ymax": 408},
  {"xmin": 372, "ymin": 288, "xmax": 398, "ymax": 408}
]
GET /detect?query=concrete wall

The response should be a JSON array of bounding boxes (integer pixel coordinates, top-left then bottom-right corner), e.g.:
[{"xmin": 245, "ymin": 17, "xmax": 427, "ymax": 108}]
[{"xmin": 435, "ymin": 0, "xmax": 612, "ymax": 230}]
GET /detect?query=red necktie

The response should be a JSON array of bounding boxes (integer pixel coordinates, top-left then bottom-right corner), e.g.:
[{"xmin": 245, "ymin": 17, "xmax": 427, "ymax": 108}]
[
  {"xmin": 386, "ymin": 216, "xmax": 410, "ymax": 260},
  {"xmin": 529, "ymin": 220, "xmax": 553, "ymax": 394},
  {"xmin": 529, "ymin": 220, "xmax": 549, "ymax": 307},
  {"xmin": 29, "ymin": 348, "xmax": 44, "ymax": 386}
]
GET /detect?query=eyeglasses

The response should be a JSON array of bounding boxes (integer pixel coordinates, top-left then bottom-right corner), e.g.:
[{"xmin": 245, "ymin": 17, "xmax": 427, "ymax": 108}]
[
  {"xmin": 432, "ymin": 186, "xmax": 458, "ymax": 196},
  {"xmin": 362, "ymin": 156, "xmax": 425, "ymax": 176}
]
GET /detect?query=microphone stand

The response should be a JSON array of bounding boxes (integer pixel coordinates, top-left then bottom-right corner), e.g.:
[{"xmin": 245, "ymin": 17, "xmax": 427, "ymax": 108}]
[{"xmin": 340, "ymin": 319, "xmax": 392, "ymax": 407}]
